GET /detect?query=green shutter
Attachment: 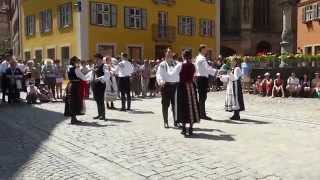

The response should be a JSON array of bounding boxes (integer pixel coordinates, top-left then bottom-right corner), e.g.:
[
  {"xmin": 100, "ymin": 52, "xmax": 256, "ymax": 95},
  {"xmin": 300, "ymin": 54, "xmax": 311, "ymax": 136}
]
[
  {"xmin": 124, "ymin": 7, "xmax": 130, "ymax": 28},
  {"xmin": 178, "ymin": 16, "xmax": 182, "ymax": 34},
  {"xmin": 111, "ymin": 5, "xmax": 117, "ymax": 27},
  {"xmin": 90, "ymin": 2, "xmax": 97, "ymax": 24},
  {"xmin": 191, "ymin": 17, "xmax": 196, "ymax": 36},
  {"xmin": 142, "ymin": 9, "xmax": 147, "ymax": 30}
]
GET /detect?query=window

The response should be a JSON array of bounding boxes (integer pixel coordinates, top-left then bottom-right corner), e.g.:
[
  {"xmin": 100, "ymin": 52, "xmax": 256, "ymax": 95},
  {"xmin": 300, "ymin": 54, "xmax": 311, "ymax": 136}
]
[
  {"xmin": 39, "ymin": 9, "xmax": 52, "ymax": 33},
  {"xmin": 35, "ymin": 50, "xmax": 43, "ymax": 62},
  {"xmin": 304, "ymin": 46, "xmax": 312, "ymax": 55},
  {"xmin": 305, "ymin": 5, "xmax": 314, "ymax": 22},
  {"xmin": 25, "ymin": 15, "xmax": 35, "ymax": 36},
  {"xmin": 124, "ymin": 7, "xmax": 147, "ymax": 29},
  {"xmin": 24, "ymin": 51, "xmax": 31, "ymax": 60},
  {"xmin": 200, "ymin": 0, "xmax": 215, "ymax": 3},
  {"xmin": 315, "ymin": 46, "xmax": 320, "ymax": 55},
  {"xmin": 128, "ymin": 46, "xmax": 142, "ymax": 61},
  {"xmin": 178, "ymin": 16, "xmax": 195, "ymax": 36},
  {"xmin": 90, "ymin": 2, "xmax": 117, "ymax": 27},
  {"xmin": 200, "ymin": 19, "xmax": 214, "ymax": 37},
  {"xmin": 58, "ymin": 3, "xmax": 72, "ymax": 29},
  {"xmin": 47, "ymin": 48, "xmax": 55, "ymax": 59},
  {"xmin": 61, "ymin": 46, "xmax": 70, "ymax": 68},
  {"xmin": 97, "ymin": 44, "xmax": 115, "ymax": 57}
]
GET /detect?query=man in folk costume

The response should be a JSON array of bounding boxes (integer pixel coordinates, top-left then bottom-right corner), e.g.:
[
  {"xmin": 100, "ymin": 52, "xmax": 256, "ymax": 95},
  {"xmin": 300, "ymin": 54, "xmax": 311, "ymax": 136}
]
[
  {"xmin": 156, "ymin": 48, "xmax": 180, "ymax": 128},
  {"xmin": 92, "ymin": 54, "xmax": 107, "ymax": 120},
  {"xmin": 195, "ymin": 44, "xmax": 217, "ymax": 120},
  {"xmin": 114, "ymin": 53, "xmax": 133, "ymax": 111},
  {"xmin": 220, "ymin": 57, "xmax": 245, "ymax": 120},
  {"xmin": 64, "ymin": 56, "xmax": 89, "ymax": 124},
  {"xmin": 4, "ymin": 57, "xmax": 24, "ymax": 104}
]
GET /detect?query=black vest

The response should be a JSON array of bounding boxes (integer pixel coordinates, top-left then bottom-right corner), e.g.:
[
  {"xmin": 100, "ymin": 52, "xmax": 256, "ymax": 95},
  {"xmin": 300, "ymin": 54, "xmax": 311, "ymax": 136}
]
[{"xmin": 94, "ymin": 64, "xmax": 104, "ymax": 78}]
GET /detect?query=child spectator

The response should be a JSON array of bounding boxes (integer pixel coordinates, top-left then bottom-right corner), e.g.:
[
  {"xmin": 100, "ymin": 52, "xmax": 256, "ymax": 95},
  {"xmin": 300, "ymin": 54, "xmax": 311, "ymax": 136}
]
[
  {"xmin": 300, "ymin": 74, "xmax": 311, "ymax": 98},
  {"xmin": 272, "ymin": 73, "xmax": 285, "ymax": 98},
  {"xmin": 312, "ymin": 72, "xmax": 320, "ymax": 98},
  {"xmin": 261, "ymin": 72, "xmax": 273, "ymax": 96},
  {"xmin": 286, "ymin": 72, "xmax": 301, "ymax": 97},
  {"xmin": 253, "ymin": 75, "xmax": 262, "ymax": 95}
]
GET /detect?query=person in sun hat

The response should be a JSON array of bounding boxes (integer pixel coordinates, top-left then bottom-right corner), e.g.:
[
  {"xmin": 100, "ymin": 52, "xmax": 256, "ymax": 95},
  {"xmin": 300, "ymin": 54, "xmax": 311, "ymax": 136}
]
[
  {"xmin": 261, "ymin": 72, "xmax": 273, "ymax": 96},
  {"xmin": 272, "ymin": 73, "xmax": 285, "ymax": 98}
]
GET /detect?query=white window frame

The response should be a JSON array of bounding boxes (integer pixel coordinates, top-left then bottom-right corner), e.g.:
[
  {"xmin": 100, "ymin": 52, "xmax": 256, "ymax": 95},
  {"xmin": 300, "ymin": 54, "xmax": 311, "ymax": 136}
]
[
  {"xmin": 200, "ymin": 19, "xmax": 213, "ymax": 37},
  {"xmin": 59, "ymin": 3, "xmax": 72, "ymax": 28},
  {"xmin": 305, "ymin": 5, "xmax": 314, "ymax": 22},
  {"xmin": 128, "ymin": 8, "xmax": 143, "ymax": 29},
  {"xmin": 91, "ymin": 2, "xmax": 117, "ymax": 27},
  {"xmin": 25, "ymin": 15, "xmax": 35, "ymax": 36},
  {"xmin": 180, "ymin": 16, "xmax": 193, "ymax": 36},
  {"xmin": 40, "ymin": 9, "xmax": 52, "ymax": 33}
]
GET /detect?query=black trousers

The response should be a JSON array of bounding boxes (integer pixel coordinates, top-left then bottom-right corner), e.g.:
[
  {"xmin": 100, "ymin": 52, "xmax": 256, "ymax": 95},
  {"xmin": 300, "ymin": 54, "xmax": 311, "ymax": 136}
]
[
  {"xmin": 1, "ymin": 77, "xmax": 7, "ymax": 101},
  {"xmin": 119, "ymin": 77, "xmax": 131, "ymax": 110},
  {"xmin": 161, "ymin": 83, "xmax": 178, "ymax": 124},
  {"xmin": 93, "ymin": 83, "xmax": 106, "ymax": 117},
  {"xmin": 197, "ymin": 76, "xmax": 209, "ymax": 117}
]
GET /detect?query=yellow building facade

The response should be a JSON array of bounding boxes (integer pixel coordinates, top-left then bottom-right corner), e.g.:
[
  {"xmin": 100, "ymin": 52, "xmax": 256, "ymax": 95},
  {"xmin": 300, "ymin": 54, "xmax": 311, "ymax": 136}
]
[{"xmin": 21, "ymin": 0, "xmax": 220, "ymax": 65}]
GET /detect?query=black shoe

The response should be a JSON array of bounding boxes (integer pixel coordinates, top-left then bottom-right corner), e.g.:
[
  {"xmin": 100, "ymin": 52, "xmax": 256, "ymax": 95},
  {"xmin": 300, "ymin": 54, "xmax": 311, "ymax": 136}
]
[
  {"xmin": 230, "ymin": 116, "xmax": 240, "ymax": 120},
  {"xmin": 164, "ymin": 122, "xmax": 169, "ymax": 129},
  {"xmin": 93, "ymin": 116, "xmax": 100, "ymax": 119},
  {"xmin": 71, "ymin": 119, "xmax": 82, "ymax": 125},
  {"xmin": 120, "ymin": 108, "xmax": 126, "ymax": 112},
  {"xmin": 174, "ymin": 122, "xmax": 179, "ymax": 127},
  {"xmin": 181, "ymin": 128, "xmax": 187, "ymax": 135},
  {"xmin": 201, "ymin": 116, "xmax": 212, "ymax": 120},
  {"xmin": 189, "ymin": 128, "xmax": 193, "ymax": 136},
  {"xmin": 99, "ymin": 116, "xmax": 106, "ymax": 120}
]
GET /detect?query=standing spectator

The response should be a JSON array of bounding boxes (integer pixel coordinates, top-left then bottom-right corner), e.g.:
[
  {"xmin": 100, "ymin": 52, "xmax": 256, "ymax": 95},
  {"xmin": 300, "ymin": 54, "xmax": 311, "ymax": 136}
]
[
  {"xmin": 312, "ymin": 72, "xmax": 320, "ymax": 98},
  {"xmin": 241, "ymin": 57, "xmax": 252, "ymax": 93},
  {"xmin": 80, "ymin": 60, "xmax": 91, "ymax": 99},
  {"xmin": 104, "ymin": 56, "xmax": 118, "ymax": 110},
  {"xmin": 0, "ymin": 57, "xmax": 9, "ymax": 102},
  {"xmin": 141, "ymin": 60, "xmax": 151, "ymax": 97},
  {"xmin": 130, "ymin": 59, "xmax": 142, "ymax": 97},
  {"xmin": 34, "ymin": 62, "xmax": 42, "ymax": 87},
  {"xmin": 286, "ymin": 72, "xmax": 301, "ymax": 97},
  {"xmin": 42, "ymin": 59, "xmax": 57, "ymax": 100},
  {"xmin": 54, "ymin": 60, "xmax": 65, "ymax": 99},
  {"xmin": 261, "ymin": 72, "xmax": 273, "ymax": 96},
  {"xmin": 272, "ymin": 73, "xmax": 285, "ymax": 98},
  {"xmin": 300, "ymin": 74, "xmax": 311, "ymax": 98},
  {"xmin": 4, "ymin": 58, "xmax": 24, "ymax": 104},
  {"xmin": 149, "ymin": 60, "xmax": 157, "ymax": 97}
]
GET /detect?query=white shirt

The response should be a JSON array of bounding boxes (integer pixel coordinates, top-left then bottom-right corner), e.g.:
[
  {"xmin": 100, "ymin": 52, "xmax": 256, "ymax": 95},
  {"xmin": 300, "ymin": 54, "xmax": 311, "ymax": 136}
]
[
  {"xmin": 195, "ymin": 54, "xmax": 217, "ymax": 78},
  {"xmin": 287, "ymin": 77, "xmax": 300, "ymax": 86},
  {"xmin": 0, "ymin": 60, "xmax": 9, "ymax": 75},
  {"xmin": 114, "ymin": 59, "xmax": 134, "ymax": 77},
  {"xmin": 17, "ymin": 63, "xmax": 26, "ymax": 73},
  {"xmin": 74, "ymin": 67, "xmax": 89, "ymax": 81},
  {"xmin": 156, "ymin": 61, "xmax": 180, "ymax": 84}
]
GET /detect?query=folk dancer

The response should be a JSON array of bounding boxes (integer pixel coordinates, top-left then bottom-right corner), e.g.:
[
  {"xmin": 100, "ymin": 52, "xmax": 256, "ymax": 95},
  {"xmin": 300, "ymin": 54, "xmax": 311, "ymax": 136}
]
[
  {"xmin": 157, "ymin": 48, "xmax": 179, "ymax": 128},
  {"xmin": 131, "ymin": 59, "xmax": 142, "ymax": 98},
  {"xmin": 1, "ymin": 58, "xmax": 9, "ymax": 102},
  {"xmin": 174, "ymin": 49, "xmax": 200, "ymax": 136},
  {"xmin": 64, "ymin": 56, "xmax": 89, "ymax": 125},
  {"xmin": 104, "ymin": 56, "xmax": 118, "ymax": 110},
  {"xmin": 92, "ymin": 54, "xmax": 107, "ymax": 120},
  {"xmin": 114, "ymin": 53, "xmax": 133, "ymax": 111},
  {"xmin": 220, "ymin": 58, "xmax": 245, "ymax": 120},
  {"xmin": 195, "ymin": 44, "xmax": 217, "ymax": 120},
  {"xmin": 4, "ymin": 58, "xmax": 24, "ymax": 104}
]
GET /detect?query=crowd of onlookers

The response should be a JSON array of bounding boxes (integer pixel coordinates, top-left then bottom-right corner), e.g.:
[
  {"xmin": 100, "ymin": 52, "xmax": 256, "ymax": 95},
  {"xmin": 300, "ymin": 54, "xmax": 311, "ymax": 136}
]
[{"xmin": 251, "ymin": 72, "xmax": 320, "ymax": 98}]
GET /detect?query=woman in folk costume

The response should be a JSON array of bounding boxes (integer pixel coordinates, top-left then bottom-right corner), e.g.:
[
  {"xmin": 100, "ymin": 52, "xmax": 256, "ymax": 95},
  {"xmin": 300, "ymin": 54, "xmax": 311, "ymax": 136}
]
[
  {"xmin": 220, "ymin": 57, "xmax": 245, "ymax": 120},
  {"xmin": 64, "ymin": 56, "xmax": 90, "ymax": 125},
  {"xmin": 104, "ymin": 56, "xmax": 118, "ymax": 109},
  {"xmin": 174, "ymin": 49, "xmax": 200, "ymax": 136}
]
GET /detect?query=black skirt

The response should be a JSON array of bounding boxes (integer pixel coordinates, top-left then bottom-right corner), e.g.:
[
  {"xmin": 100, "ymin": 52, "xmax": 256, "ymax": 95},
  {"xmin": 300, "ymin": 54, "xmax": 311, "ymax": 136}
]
[
  {"xmin": 148, "ymin": 77, "xmax": 156, "ymax": 91},
  {"xmin": 175, "ymin": 82, "xmax": 200, "ymax": 124},
  {"xmin": 64, "ymin": 82, "xmax": 84, "ymax": 116}
]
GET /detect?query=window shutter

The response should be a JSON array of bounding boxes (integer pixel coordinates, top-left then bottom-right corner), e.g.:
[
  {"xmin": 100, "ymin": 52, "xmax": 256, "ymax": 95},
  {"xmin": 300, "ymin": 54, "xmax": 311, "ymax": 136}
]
[
  {"xmin": 32, "ymin": 16, "xmax": 35, "ymax": 35},
  {"xmin": 25, "ymin": 17, "xmax": 28, "ymax": 36},
  {"xmin": 178, "ymin": 16, "xmax": 182, "ymax": 34},
  {"xmin": 302, "ymin": 6, "xmax": 306, "ymax": 23},
  {"xmin": 48, "ymin": 10, "xmax": 52, "ymax": 32},
  {"xmin": 124, "ymin": 7, "xmax": 130, "ymax": 28},
  {"xmin": 211, "ymin": 20, "xmax": 215, "ymax": 37},
  {"xmin": 111, "ymin": 5, "xmax": 117, "ymax": 27},
  {"xmin": 57, "ymin": 7, "xmax": 61, "ymax": 29},
  {"xmin": 142, "ymin": 9, "xmax": 147, "ymax": 30},
  {"xmin": 39, "ymin": 12, "xmax": 43, "ymax": 33},
  {"xmin": 90, "ymin": 2, "xmax": 97, "ymax": 24},
  {"xmin": 313, "ymin": 4, "xmax": 318, "ymax": 20},
  {"xmin": 69, "ymin": 4, "xmax": 73, "ymax": 27},
  {"xmin": 191, "ymin": 17, "xmax": 196, "ymax": 36}
]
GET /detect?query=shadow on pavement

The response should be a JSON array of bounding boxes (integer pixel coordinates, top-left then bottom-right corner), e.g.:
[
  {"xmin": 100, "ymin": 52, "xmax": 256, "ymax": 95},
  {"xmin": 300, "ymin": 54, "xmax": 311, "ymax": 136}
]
[
  {"xmin": 74, "ymin": 121, "xmax": 110, "ymax": 127},
  {"xmin": 212, "ymin": 119, "xmax": 245, "ymax": 124},
  {"xmin": 0, "ymin": 104, "xmax": 67, "ymax": 179},
  {"xmin": 128, "ymin": 109, "xmax": 154, "ymax": 114},
  {"xmin": 193, "ymin": 128, "xmax": 225, "ymax": 133},
  {"xmin": 213, "ymin": 119, "xmax": 270, "ymax": 125},
  {"xmin": 187, "ymin": 133, "xmax": 235, "ymax": 141},
  {"xmin": 234, "ymin": 118, "xmax": 270, "ymax": 124},
  {"xmin": 106, "ymin": 119, "xmax": 131, "ymax": 123}
]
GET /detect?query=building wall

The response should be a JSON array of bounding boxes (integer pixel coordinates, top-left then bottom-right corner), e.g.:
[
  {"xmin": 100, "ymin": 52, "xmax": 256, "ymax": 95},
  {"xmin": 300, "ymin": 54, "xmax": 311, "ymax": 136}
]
[
  {"xmin": 88, "ymin": 0, "xmax": 217, "ymax": 59},
  {"xmin": 21, "ymin": 0, "xmax": 78, "ymax": 62},
  {"xmin": 297, "ymin": 0, "xmax": 320, "ymax": 55},
  {"xmin": 21, "ymin": 0, "xmax": 219, "ymax": 62},
  {"xmin": 0, "ymin": 0, "xmax": 10, "ymax": 54}
]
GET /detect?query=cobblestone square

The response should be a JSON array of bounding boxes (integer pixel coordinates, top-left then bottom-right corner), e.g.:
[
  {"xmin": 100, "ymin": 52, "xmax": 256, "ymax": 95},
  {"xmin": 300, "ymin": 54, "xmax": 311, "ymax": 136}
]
[{"xmin": 0, "ymin": 92, "xmax": 320, "ymax": 180}]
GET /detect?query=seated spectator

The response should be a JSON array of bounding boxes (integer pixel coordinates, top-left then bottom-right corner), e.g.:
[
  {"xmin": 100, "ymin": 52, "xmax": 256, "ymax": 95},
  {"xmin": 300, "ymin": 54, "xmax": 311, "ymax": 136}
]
[
  {"xmin": 261, "ymin": 72, "xmax": 273, "ymax": 96},
  {"xmin": 253, "ymin": 75, "xmax": 262, "ymax": 95},
  {"xmin": 300, "ymin": 74, "xmax": 311, "ymax": 98},
  {"xmin": 272, "ymin": 73, "xmax": 285, "ymax": 98},
  {"xmin": 312, "ymin": 72, "xmax": 320, "ymax": 98},
  {"xmin": 286, "ymin": 72, "xmax": 301, "ymax": 97},
  {"xmin": 38, "ymin": 84, "xmax": 53, "ymax": 103},
  {"xmin": 26, "ymin": 81, "xmax": 39, "ymax": 104}
]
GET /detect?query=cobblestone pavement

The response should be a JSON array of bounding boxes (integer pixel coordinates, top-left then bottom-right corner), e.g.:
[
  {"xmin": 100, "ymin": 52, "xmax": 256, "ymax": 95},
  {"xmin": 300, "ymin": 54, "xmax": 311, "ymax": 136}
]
[{"xmin": 0, "ymin": 92, "xmax": 320, "ymax": 180}]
